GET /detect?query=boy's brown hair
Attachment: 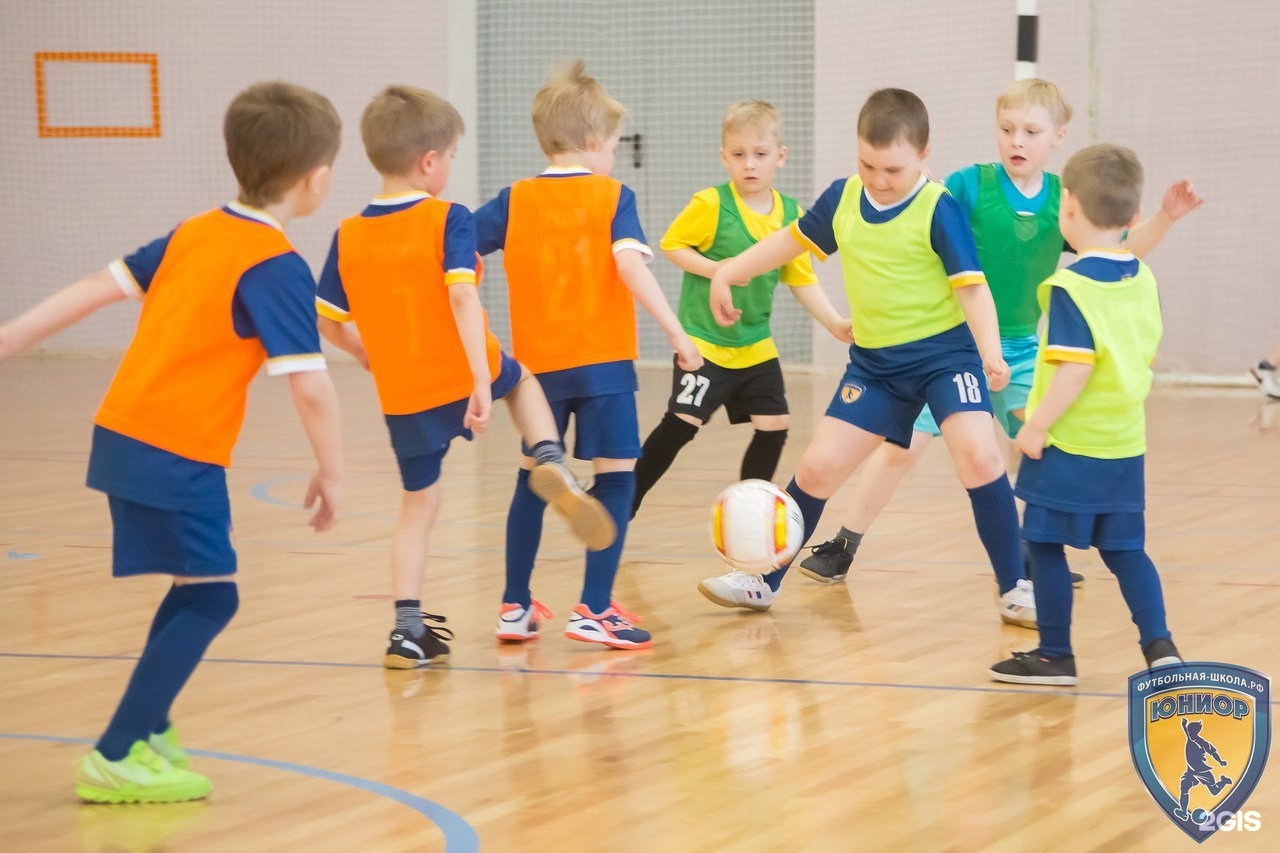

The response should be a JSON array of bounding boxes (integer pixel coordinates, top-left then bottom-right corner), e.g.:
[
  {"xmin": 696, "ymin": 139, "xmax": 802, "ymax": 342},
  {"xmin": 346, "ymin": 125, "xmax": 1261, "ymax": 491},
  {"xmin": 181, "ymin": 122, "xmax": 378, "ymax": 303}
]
[
  {"xmin": 996, "ymin": 78, "xmax": 1072, "ymax": 127},
  {"xmin": 722, "ymin": 99, "xmax": 782, "ymax": 145},
  {"xmin": 223, "ymin": 82, "xmax": 341, "ymax": 208},
  {"xmin": 361, "ymin": 85, "xmax": 465, "ymax": 177},
  {"xmin": 857, "ymin": 88, "xmax": 929, "ymax": 152},
  {"xmin": 531, "ymin": 60, "xmax": 626, "ymax": 155},
  {"xmin": 1062, "ymin": 143, "xmax": 1144, "ymax": 228}
]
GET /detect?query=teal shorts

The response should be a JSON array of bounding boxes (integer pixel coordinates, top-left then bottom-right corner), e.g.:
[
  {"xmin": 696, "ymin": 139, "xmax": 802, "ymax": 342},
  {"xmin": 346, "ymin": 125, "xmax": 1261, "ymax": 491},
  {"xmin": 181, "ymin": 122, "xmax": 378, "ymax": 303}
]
[{"xmin": 911, "ymin": 334, "xmax": 1038, "ymax": 439}]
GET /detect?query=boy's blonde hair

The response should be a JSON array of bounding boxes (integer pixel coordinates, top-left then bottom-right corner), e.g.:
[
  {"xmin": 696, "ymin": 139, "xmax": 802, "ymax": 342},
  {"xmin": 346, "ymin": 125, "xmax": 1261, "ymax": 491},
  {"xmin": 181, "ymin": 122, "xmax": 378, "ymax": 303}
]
[
  {"xmin": 996, "ymin": 78, "xmax": 1072, "ymax": 127},
  {"xmin": 1062, "ymin": 143, "xmax": 1144, "ymax": 228},
  {"xmin": 722, "ymin": 99, "xmax": 782, "ymax": 145},
  {"xmin": 361, "ymin": 86, "xmax": 464, "ymax": 177},
  {"xmin": 531, "ymin": 60, "xmax": 626, "ymax": 155},
  {"xmin": 224, "ymin": 82, "xmax": 341, "ymax": 208},
  {"xmin": 857, "ymin": 88, "xmax": 929, "ymax": 152}
]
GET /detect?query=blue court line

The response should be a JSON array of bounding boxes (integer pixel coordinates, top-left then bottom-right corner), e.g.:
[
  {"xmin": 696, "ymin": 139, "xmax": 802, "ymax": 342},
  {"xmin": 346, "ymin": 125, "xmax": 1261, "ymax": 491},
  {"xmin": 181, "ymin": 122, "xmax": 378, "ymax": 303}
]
[
  {"xmin": 0, "ymin": 650, "xmax": 1148, "ymax": 701},
  {"xmin": 0, "ymin": 731, "xmax": 478, "ymax": 852}
]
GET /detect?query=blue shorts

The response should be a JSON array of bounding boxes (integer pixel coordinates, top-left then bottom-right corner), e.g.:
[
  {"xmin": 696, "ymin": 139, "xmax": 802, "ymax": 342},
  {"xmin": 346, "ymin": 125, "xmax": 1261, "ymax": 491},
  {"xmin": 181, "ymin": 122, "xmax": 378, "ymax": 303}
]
[
  {"xmin": 911, "ymin": 334, "xmax": 1037, "ymax": 438},
  {"xmin": 531, "ymin": 392, "xmax": 641, "ymax": 461},
  {"xmin": 1022, "ymin": 504, "xmax": 1146, "ymax": 551},
  {"xmin": 391, "ymin": 353, "xmax": 523, "ymax": 491},
  {"xmin": 108, "ymin": 496, "xmax": 237, "ymax": 577},
  {"xmin": 825, "ymin": 358, "xmax": 992, "ymax": 448}
]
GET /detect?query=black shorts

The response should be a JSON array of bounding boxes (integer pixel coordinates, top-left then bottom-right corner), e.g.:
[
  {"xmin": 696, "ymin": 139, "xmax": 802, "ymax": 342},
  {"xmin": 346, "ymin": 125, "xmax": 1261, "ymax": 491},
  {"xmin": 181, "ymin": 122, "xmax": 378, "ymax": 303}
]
[{"xmin": 667, "ymin": 355, "xmax": 788, "ymax": 424}]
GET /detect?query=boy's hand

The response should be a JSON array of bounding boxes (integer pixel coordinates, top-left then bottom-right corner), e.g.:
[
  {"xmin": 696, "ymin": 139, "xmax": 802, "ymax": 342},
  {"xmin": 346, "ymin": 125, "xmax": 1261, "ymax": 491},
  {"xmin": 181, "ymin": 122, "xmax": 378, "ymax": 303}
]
[
  {"xmin": 1015, "ymin": 423, "xmax": 1047, "ymax": 460},
  {"xmin": 304, "ymin": 472, "xmax": 341, "ymax": 532},
  {"xmin": 984, "ymin": 356, "xmax": 1010, "ymax": 392},
  {"xmin": 464, "ymin": 384, "xmax": 492, "ymax": 433},
  {"xmin": 828, "ymin": 317, "xmax": 854, "ymax": 344},
  {"xmin": 674, "ymin": 336, "xmax": 704, "ymax": 372},
  {"xmin": 1161, "ymin": 180, "xmax": 1204, "ymax": 222},
  {"xmin": 710, "ymin": 280, "xmax": 742, "ymax": 327}
]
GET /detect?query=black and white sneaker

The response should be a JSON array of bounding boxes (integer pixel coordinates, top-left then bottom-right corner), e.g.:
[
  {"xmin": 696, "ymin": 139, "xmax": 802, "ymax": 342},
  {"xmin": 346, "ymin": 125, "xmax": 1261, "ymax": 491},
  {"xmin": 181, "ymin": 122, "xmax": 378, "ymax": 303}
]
[
  {"xmin": 1143, "ymin": 637, "xmax": 1183, "ymax": 669},
  {"xmin": 990, "ymin": 650, "xmax": 1078, "ymax": 686},
  {"xmin": 797, "ymin": 537, "xmax": 854, "ymax": 584},
  {"xmin": 384, "ymin": 613, "xmax": 453, "ymax": 669}
]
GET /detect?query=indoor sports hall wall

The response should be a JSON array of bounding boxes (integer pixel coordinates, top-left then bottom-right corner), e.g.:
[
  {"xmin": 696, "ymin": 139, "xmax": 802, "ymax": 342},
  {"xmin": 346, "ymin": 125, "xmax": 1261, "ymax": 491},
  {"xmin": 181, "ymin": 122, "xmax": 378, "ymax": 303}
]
[
  {"xmin": 473, "ymin": 0, "xmax": 816, "ymax": 362},
  {"xmin": 0, "ymin": 0, "xmax": 465, "ymax": 353},
  {"xmin": 810, "ymin": 0, "xmax": 1278, "ymax": 377},
  {"xmin": 3, "ymin": 1, "xmax": 1276, "ymax": 378}
]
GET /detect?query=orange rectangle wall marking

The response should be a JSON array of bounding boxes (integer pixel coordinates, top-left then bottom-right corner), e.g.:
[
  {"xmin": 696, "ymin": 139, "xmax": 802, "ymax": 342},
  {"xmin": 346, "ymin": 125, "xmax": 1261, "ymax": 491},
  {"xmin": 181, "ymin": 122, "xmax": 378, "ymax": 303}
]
[{"xmin": 35, "ymin": 52, "xmax": 161, "ymax": 138}]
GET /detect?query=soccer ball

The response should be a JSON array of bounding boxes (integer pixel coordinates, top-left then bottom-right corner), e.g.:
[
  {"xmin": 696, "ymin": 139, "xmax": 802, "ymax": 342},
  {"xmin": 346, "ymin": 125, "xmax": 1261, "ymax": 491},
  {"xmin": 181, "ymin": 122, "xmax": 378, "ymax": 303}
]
[{"xmin": 710, "ymin": 479, "xmax": 804, "ymax": 572}]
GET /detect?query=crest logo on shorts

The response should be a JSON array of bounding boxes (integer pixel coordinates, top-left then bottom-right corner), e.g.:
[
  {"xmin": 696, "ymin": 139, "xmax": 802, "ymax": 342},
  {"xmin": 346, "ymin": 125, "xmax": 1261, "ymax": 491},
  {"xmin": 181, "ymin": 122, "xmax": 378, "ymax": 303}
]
[
  {"xmin": 1129, "ymin": 663, "xmax": 1270, "ymax": 841},
  {"xmin": 840, "ymin": 382, "xmax": 864, "ymax": 404}
]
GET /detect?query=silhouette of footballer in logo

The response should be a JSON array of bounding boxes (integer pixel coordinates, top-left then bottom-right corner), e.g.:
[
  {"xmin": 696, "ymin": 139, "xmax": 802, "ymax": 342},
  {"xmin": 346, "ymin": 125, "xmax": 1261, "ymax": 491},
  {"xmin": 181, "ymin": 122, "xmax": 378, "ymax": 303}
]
[{"xmin": 1173, "ymin": 718, "xmax": 1233, "ymax": 822}]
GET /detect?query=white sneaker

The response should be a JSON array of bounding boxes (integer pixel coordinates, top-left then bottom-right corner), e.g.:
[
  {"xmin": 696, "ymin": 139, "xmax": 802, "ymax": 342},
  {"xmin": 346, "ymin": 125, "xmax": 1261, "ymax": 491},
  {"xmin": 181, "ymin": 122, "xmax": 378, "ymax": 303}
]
[
  {"xmin": 999, "ymin": 578, "xmax": 1037, "ymax": 628},
  {"xmin": 1251, "ymin": 362, "xmax": 1280, "ymax": 399},
  {"xmin": 698, "ymin": 571, "xmax": 777, "ymax": 611},
  {"xmin": 495, "ymin": 599, "xmax": 552, "ymax": 642}
]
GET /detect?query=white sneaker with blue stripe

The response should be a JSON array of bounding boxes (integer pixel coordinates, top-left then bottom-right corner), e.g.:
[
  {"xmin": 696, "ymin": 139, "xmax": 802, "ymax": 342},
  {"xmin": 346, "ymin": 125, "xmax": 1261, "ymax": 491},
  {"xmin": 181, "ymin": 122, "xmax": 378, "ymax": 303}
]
[{"xmin": 698, "ymin": 570, "xmax": 776, "ymax": 612}]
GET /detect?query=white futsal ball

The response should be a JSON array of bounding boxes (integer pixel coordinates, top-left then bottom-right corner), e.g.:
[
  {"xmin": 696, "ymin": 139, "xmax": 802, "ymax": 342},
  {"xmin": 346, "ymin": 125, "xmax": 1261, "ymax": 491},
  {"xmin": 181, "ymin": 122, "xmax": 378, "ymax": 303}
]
[{"xmin": 710, "ymin": 479, "xmax": 804, "ymax": 572}]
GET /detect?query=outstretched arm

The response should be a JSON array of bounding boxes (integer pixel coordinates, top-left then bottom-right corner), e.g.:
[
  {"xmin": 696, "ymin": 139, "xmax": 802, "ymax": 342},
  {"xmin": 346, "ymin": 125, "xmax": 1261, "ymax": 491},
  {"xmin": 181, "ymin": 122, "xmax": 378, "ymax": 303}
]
[
  {"xmin": 448, "ymin": 283, "xmax": 494, "ymax": 433},
  {"xmin": 709, "ymin": 228, "xmax": 806, "ymax": 326},
  {"xmin": 616, "ymin": 249, "xmax": 703, "ymax": 371},
  {"xmin": 0, "ymin": 268, "xmax": 126, "ymax": 361},
  {"xmin": 788, "ymin": 284, "xmax": 852, "ymax": 343},
  {"xmin": 318, "ymin": 317, "xmax": 370, "ymax": 370},
  {"xmin": 1123, "ymin": 180, "xmax": 1204, "ymax": 259},
  {"xmin": 289, "ymin": 369, "xmax": 344, "ymax": 532}
]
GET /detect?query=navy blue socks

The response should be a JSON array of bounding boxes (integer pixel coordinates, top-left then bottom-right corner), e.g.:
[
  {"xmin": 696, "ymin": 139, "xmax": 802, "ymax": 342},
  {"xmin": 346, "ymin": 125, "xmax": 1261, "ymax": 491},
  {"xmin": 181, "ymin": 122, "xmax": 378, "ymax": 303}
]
[
  {"xmin": 502, "ymin": 468, "xmax": 545, "ymax": 609},
  {"xmin": 762, "ymin": 478, "xmax": 826, "ymax": 592},
  {"xmin": 966, "ymin": 475, "xmax": 1024, "ymax": 595},
  {"xmin": 581, "ymin": 471, "xmax": 635, "ymax": 613},
  {"xmin": 97, "ymin": 581, "xmax": 238, "ymax": 761}
]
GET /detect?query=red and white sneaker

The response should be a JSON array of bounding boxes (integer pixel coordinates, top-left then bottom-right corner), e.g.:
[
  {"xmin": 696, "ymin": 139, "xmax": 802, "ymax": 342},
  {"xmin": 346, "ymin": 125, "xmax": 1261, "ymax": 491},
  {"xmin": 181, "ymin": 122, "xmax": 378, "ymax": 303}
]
[
  {"xmin": 495, "ymin": 599, "xmax": 553, "ymax": 642},
  {"xmin": 564, "ymin": 601, "xmax": 652, "ymax": 650}
]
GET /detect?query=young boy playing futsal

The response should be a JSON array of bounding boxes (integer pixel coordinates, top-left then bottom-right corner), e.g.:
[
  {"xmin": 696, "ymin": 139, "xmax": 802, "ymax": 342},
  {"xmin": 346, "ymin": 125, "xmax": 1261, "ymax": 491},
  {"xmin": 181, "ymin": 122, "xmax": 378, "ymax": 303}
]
[
  {"xmin": 316, "ymin": 86, "xmax": 614, "ymax": 669},
  {"xmin": 698, "ymin": 88, "xmax": 1036, "ymax": 629},
  {"xmin": 0, "ymin": 82, "xmax": 344, "ymax": 802},
  {"xmin": 475, "ymin": 61, "xmax": 703, "ymax": 649},
  {"xmin": 990, "ymin": 144, "xmax": 1183, "ymax": 685},
  {"xmin": 630, "ymin": 99, "xmax": 848, "ymax": 518},
  {"xmin": 800, "ymin": 79, "xmax": 1203, "ymax": 588}
]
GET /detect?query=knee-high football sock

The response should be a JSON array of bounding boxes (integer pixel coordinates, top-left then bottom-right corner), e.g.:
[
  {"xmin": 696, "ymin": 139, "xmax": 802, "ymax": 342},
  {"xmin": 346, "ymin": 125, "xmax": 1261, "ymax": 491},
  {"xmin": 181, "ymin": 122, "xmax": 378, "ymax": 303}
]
[
  {"xmin": 1027, "ymin": 541, "xmax": 1073, "ymax": 658},
  {"xmin": 96, "ymin": 582, "xmax": 238, "ymax": 760},
  {"xmin": 503, "ymin": 468, "xmax": 546, "ymax": 609},
  {"xmin": 1099, "ymin": 548, "xmax": 1171, "ymax": 649},
  {"xmin": 761, "ymin": 478, "xmax": 826, "ymax": 592},
  {"xmin": 631, "ymin": 413, "xmax": 698, "ymax": 518},
  {"xmin": 966, "ymin": 475, "xmax": 1024, "ymax": 595},
  {"xmin": 581, "ymin": 471, "xmax": 636, "ymax": 613},
  {"xmin": 144, "ymin": 583, "xmax": 186, "ymax": 735},
  {"xmin": 740, "ymin": 429, "xmax": 788, "ymax": 482}
]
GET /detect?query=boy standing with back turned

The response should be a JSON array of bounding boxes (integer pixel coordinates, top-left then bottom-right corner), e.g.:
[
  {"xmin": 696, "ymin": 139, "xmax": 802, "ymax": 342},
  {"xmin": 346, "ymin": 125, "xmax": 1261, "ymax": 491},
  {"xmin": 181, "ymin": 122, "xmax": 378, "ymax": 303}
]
[
  {"xmin": 317, "ymin": 86, "xmax": 614, "ymax": 668},
  {"xmin": 991, "ymin": 144, "xmax": 1183, "ymax": 686},
  {"xmin": 0, "ymin": 82, "xmax": 344, "ymax": 802},
  {"xmin": 476, "ymin": 62, "xmax": 702, "ymax": 650},
  {"xmin": 630, "ymin": 99, "xmax": 848, "ymax": 518}
]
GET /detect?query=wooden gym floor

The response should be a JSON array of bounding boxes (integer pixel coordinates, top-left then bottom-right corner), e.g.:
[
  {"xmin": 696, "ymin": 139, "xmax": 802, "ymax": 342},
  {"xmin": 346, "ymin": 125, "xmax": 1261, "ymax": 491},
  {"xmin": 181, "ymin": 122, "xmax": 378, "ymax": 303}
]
[{"xmin": 1, "ymin": 357, "xmax": 1278, "ymax": 851}]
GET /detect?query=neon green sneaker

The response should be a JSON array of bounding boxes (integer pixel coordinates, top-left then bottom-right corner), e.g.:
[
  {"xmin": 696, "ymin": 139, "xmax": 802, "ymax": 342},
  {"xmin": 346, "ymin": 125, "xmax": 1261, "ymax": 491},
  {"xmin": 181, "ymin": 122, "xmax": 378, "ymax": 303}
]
[
  {"xmin": 149, "ymin": 725, "xmax": 190, "ymax": 770},
  {"xmin": 76, "ymin": 741, "xmax": 212, "ymax": 804}
]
